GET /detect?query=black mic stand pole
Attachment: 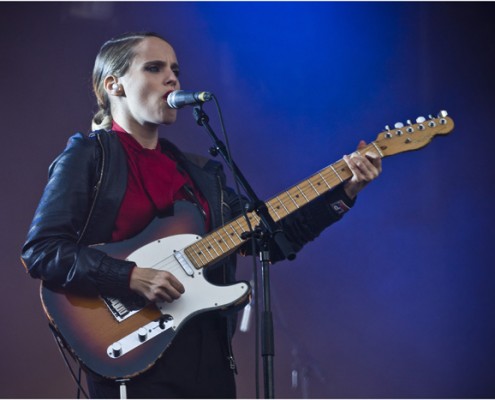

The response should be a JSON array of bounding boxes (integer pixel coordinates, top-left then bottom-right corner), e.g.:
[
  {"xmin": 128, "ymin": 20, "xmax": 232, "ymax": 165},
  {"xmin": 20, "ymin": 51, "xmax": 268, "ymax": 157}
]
[{"xmin": 193, "ymin": 105, "xmax": 296, "ymax": 399}]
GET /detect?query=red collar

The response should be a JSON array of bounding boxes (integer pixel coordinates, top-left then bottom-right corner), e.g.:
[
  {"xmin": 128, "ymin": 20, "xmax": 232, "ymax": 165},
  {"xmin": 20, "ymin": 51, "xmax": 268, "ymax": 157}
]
[{"xmin": 111, "ymin": 121, "xmax": 161, "ymax": 153}]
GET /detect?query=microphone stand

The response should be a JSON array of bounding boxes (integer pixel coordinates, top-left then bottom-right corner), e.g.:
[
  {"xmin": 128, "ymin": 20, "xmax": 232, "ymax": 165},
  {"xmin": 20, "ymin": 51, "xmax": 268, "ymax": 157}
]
[{"xmin": 192, "ymin": 105, "xmax": 296, "ymax": 399}]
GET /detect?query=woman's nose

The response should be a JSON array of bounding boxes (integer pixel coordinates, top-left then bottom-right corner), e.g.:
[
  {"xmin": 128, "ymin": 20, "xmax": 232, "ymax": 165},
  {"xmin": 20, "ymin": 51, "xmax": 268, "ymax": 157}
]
[{"xmin": 164, "ymin": 70, "xmax": 178, "ymax": 87}]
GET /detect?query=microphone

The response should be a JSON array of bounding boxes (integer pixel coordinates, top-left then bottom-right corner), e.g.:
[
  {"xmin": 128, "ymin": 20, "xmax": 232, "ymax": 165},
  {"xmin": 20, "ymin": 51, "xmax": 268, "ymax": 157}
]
[{"xmin": 166, "ymin": 90, "xmax": 212, "ymax": 109}]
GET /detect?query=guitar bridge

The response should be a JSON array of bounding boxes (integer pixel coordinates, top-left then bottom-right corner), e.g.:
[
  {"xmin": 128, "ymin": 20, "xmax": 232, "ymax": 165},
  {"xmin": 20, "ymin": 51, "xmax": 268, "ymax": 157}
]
[{"xmin": 101, "ymin": 295, "xmax": 145, "ymax": 322}]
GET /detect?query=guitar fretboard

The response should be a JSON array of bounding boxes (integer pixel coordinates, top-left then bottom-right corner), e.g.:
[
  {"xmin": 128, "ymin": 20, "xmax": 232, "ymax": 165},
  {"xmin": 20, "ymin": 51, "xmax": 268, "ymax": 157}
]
[{"xmin": 183, "ymin": 144, "xmax": 379, "ymax": 269}]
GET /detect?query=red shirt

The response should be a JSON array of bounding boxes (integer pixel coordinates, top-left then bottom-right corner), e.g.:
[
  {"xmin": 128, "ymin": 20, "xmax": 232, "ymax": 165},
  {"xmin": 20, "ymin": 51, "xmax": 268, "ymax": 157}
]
[{"xmin": 111, "ymin": 122, "xmax": 210, "ymax": 242}]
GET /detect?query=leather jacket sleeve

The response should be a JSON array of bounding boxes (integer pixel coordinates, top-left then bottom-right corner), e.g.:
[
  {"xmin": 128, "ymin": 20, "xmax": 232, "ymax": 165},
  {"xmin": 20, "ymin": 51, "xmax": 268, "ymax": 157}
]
[
  {"xmin": 276, "ymin": 185, "xmax": 355, "ymax": 256},
  {"xmin": 21, "ymin": 133, "xmax": 135, "ymax": 297}
]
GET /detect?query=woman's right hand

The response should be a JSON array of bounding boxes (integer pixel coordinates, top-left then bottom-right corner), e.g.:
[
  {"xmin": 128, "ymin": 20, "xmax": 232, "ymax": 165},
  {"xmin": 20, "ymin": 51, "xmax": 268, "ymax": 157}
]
[{"xmin": 129, "ymin": 267, "xmax": 185, "ymax": 303}]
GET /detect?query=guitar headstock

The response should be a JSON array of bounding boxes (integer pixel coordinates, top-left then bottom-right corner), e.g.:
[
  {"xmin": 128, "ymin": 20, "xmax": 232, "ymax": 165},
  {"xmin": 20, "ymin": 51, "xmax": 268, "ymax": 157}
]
[{"xmin": 374, "ymin": 111, "xmax": 454, "ymax": 157}]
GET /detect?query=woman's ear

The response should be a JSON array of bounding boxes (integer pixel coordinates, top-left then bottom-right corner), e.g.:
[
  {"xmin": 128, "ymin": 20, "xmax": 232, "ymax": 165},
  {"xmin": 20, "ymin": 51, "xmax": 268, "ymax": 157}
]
[{"xmin": 104, "ymin": 75, "xmax": 124, "ymax": 96}]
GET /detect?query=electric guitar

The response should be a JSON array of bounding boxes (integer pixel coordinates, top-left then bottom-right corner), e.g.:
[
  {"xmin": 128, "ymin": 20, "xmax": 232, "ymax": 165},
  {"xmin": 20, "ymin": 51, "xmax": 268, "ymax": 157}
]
[{"xmin": 40, "ymin": 111, "xmax": 454, "ymax": 379}]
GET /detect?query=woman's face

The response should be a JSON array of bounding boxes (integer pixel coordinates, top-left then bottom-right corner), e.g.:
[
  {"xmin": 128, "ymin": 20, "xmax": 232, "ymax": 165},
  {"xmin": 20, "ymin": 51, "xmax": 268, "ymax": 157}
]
[{"xmin": 116, "ymin": 36, "xmax": 181, "ymax": 128}]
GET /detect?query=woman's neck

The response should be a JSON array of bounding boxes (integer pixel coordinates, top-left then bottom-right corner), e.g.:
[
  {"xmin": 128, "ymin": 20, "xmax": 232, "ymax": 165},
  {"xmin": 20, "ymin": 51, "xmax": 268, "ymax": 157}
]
[{"xmin": 113, "ymin": 118, "xmax": 159, "ymax": 149}]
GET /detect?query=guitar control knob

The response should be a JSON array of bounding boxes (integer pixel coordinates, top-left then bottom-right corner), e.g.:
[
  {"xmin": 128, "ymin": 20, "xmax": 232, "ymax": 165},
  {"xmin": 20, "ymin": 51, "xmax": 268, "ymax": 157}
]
[
  {"xmin": 138, "ymin": 327, "xmax": 148, "ymax": 342},
  {"xmin": 111, "ymin": 342, "xmax": 122, "ymax": 357}
]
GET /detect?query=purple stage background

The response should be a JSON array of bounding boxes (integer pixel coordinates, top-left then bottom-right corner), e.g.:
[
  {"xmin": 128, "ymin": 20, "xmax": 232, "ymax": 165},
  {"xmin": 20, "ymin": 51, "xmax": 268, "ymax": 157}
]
[{"xmin": 1, "ymin": 2, "xmax": 494, "ymax": 398}]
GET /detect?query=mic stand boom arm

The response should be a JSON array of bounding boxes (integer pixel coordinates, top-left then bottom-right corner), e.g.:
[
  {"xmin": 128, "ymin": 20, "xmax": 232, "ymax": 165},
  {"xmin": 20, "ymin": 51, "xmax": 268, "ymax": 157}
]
[{"xmin": 193, "ymin": 105, "xmax": 296, "ymax": 399}]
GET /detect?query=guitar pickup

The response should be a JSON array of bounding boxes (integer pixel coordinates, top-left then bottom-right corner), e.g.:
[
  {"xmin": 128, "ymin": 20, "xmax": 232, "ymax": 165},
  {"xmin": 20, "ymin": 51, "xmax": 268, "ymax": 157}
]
[{"xmin": 173, "ymin": 250, "xmax": 195, "ymax": 276}]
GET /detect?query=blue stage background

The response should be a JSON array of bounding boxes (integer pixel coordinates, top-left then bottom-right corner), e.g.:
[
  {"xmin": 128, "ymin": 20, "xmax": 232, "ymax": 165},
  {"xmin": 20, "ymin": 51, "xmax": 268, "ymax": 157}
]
[{"xmin": 1, "ymin": 2, "xmax": 494, "ymax": 398}]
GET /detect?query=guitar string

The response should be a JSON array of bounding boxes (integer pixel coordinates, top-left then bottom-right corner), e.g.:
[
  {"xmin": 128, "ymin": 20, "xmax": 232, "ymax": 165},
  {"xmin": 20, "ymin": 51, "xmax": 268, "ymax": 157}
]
[
  {"xmin": 129, "ymin": 149, "xmax": 369, "ymax": 274},
  {"xmin": 265, "ymin": 163, "xmax": 351, "ymax": 221},
  {"xmin": 157, "ymin": 162, "xmax": 350, "ymax": 272},
  {"xmin": 264, "ymin": 146, "xmax": 394, "ymax": 217},
  {"xmin": 116, "ymin": 130, "xmax": 453, "ymax": 314},
  {"xmin": 115, "ymin": 148, "xmax": 364, "ymax": 317},
  {"xmin": 127, "ymin": 125, "xmax": 454, "ymax": 284},
  {"xmin": 176, "ymin": 161, "xmax": 349, "ymax": 269}
]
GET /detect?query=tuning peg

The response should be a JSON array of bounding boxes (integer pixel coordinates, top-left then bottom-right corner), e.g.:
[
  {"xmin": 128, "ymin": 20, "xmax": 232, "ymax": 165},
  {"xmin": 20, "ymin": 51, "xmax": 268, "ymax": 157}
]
[
  {"xmin": 426, "ymin": 114, "xmax": 437, "ymax": 127},
  {"xmin": 416, "ymin": 116, "xmax": 426, "ymax": 130},
  {"xmin": 405, "ymin": 120, "xmax": 414, "ymax": 133},
  {"xmin": 393, "ymin": 122, "xmax": 403, "ymax": 136},
  {"xmin": 438, "ymin": 110, "xmax": 449, "ymax": 124},
  {"xmin": 384, "ymin": 125, "xmax": 393, "ymax": 138},
  {"xmin": 424, "ymin": 114, "xmax": 438, "ymax": 127}
]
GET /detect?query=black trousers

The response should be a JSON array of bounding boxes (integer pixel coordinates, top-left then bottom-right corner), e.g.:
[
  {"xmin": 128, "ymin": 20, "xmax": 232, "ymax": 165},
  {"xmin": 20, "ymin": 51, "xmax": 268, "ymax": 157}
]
[{"xmin": 87, "ymin": 312, "xmax": 236, "ymax": 399}]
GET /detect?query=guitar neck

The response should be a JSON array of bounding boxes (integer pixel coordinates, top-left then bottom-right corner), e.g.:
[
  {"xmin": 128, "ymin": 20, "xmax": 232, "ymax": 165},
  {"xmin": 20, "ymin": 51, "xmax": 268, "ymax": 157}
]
[
  {"xmin": 183, "ymin": 142, "xmax": 381, "ymax": 270},
  {"xmin": 182, "ymin": 111, "xmax": 455, "ymax": 271}
]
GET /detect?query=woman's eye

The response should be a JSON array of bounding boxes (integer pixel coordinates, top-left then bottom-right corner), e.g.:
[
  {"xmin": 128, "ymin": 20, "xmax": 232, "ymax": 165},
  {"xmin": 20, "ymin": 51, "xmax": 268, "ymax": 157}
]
[
  {"xmin": 173, "ymin": 68, "xmax": 180, "ymax": 77},
  {"xmin": 145, "ymin": 65, "xmax": 160, "ymax": 73}
]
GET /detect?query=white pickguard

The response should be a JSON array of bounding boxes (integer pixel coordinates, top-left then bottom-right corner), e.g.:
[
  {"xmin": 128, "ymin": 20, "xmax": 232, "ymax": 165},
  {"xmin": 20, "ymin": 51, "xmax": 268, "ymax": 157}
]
[{"xmin": 127, "ymin": 233, "xmax": 249, "ymax": 329}]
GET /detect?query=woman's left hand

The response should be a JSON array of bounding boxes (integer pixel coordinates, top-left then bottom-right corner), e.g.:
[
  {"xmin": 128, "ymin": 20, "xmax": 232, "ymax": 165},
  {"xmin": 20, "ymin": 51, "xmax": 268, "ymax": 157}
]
[{"xmin": 343, "ymin": 140, "xmax": 382, "ymax": 199}]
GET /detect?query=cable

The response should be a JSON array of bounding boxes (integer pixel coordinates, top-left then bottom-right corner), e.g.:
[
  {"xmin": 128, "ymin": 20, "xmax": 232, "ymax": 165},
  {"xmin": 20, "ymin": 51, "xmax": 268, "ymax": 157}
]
[
  {"xmin": 210, "ymin": 95, "xmax": 261, "ymax": 398},
  {"xmin": 48, "ymin": 323, "xmax": 89, "ymax": 399}
]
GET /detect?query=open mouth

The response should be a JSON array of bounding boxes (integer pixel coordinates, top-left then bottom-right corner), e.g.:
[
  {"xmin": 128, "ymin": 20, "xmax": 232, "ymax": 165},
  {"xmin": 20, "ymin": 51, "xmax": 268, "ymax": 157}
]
[
  {"xmin": 163, "ymin": 90, "xmax": 174, "ymax": 101},
  {"xmin": 163, "ymin": 90, "xmax": 176, "ymax": 109}
]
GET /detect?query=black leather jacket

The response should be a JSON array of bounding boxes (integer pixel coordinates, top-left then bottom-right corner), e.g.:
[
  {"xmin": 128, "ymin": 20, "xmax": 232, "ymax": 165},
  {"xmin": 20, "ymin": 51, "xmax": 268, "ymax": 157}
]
[{"xmin": 21, "ymin": 130, "xmax": 354, "ymax": 298}]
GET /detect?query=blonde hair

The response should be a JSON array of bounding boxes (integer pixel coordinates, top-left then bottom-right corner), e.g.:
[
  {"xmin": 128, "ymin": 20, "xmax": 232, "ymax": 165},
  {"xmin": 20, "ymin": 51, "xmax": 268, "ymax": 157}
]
[{"xmin": 91, "ymin": 32, "xmax": 167, "ymax": 131}]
